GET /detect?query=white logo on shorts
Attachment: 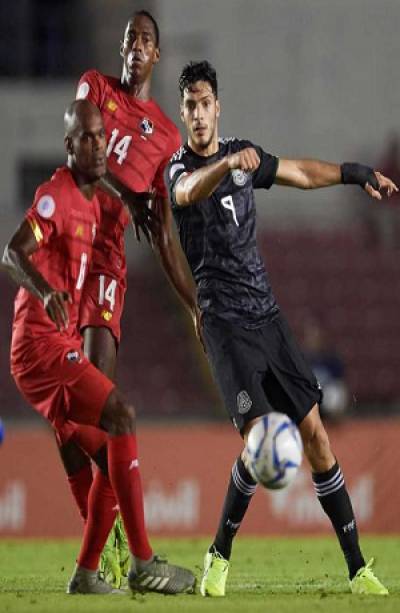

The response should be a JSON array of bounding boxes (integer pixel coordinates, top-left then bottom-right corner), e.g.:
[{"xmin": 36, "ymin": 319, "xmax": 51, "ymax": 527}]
[
  {"xmin": 37, "ymin": 195, "xmax": 56, "ymax": 219},
  {"xmin": 66, "ymin": 350, "xmax": 81, "ymax": 363},
  {"xmin": 237, "ymin": 390, "xmax": 252, "ymax": 414}
]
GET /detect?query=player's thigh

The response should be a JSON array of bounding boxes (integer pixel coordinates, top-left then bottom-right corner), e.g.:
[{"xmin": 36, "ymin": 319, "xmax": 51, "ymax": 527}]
[
  {"xmin": 202, "ymin": 315, "xmax": 272, "ymax": 435},
  {"xmin": 262, "ymin": 315, "xmax": 322, "ymax": 425},
  {"xmin": 57, "ymin": 420, "xmax": 108, "ymax": 459},
  {"xmin": 82, "ymin": 325, "xmax": 117, "ymax": 380},
  {"xmin": 80, "ymin": 272, "xmax": 125, "ymax": 347}
]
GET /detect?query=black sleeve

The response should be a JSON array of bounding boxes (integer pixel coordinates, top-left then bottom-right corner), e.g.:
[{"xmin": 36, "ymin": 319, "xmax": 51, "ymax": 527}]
[
  {"xmin": 238, "ymin": 140, "xmax": 278, "ymax": 190},
  {"xmin": 164, "ymin": 157, "xmax": 189, "ymax": 209}
]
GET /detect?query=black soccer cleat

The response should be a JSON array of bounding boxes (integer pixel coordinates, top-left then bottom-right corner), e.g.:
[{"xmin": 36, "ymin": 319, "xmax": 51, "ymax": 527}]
[{"xmin": 128, "ymin": 555, "xmax": 196, "ymax": 594}]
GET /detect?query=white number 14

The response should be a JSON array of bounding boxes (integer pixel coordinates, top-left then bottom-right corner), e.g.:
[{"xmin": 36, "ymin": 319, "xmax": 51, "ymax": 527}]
[
  {"xmin": 106, "ymin": 128, "xmax": 132, "ymax": 165},
  {"xmin": 99, "ymin": 275, "xmax": 117, "ymax": 311}
]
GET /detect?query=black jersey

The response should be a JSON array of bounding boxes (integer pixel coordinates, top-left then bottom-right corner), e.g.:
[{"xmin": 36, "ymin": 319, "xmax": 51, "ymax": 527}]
[{"xmin": 166, "ymin": 137, "xmax": 280, "ymax": 327}]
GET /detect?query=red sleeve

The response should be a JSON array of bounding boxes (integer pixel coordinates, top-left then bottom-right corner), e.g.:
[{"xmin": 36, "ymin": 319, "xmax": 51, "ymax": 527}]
[
  {"xmin": 25, "ymin": 184, "xmax": 65, "ymax": 247},
  {"xmin": 76, "ymin": 70, "xmax": 106, "ymax": 108},
  {"xmin": 152, "ymin": 127, "xmax": 182, "ymax": 198}
]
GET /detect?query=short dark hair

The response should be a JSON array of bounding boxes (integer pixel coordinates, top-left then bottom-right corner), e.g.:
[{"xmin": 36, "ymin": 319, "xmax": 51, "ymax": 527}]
[
  {"xmin": 179, "ymin": 61, "xmax": 218, "ymax": 99},
  {"xmin": 132, "ymin": 9, "xmax": 160, "ymax": 47}
]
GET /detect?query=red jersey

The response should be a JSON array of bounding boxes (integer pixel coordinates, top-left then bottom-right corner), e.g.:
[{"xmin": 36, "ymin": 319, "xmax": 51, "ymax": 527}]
[
  {"xmin": 76, "ymin": 69, "xmax": 182, "ymax": 281},
  {"xmin": 11, "ymin": 167, "xmax": 100, "ymax": 366}
]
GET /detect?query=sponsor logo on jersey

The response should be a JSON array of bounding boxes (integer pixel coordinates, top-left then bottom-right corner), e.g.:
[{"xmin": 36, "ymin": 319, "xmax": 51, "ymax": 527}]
[
  {"xmin": 101, "ymin": 309, "xmax": 113, "ymax": 322},
  {"xmin": 37, "ymin": 195, "xmax": 56, "ymax": 219},
  {"xmin": 66, "ymin": 350, "xmax": 82, "ymax": 363},
  {"xmin": 75, "ymin": 224, "xmax": 84, "ymax": 238},
  {"xmin": 237, "ymin": 390, "xmax": 252, "ymax": 414},
  {"xmin": 231, "ymin": 169, "xmax": 248, "ymax": 187},
  {"xmin": 76, "ymin": 81, "xmax": 89, "ymax": 99},
  {"xmin": 140, "ymin": 117, "xmax": 154, "ymax": 135},
  {"xmin": 107, "ymin": 99, "xmax": 118, "ymax": 112}
]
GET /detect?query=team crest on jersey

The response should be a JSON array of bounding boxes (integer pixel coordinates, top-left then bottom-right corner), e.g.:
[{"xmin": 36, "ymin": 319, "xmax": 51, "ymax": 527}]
[
  {"xmin": 140, "ymin": 117, "xmax": 154, "ymax": 135},
  {"xmin": 66, "ymin": 350, "xmax": 82, "ymax": 363},
  {"xmin": 237, "ymin": 390, "xmax": 252, "ymax": 414},
  {"xmin": 231, "ymin": 169, "xmax": 248, "ymax": 187},
  {"xmin": 37, "ymin": 195, "xmax": 56, "ymax": 219}
]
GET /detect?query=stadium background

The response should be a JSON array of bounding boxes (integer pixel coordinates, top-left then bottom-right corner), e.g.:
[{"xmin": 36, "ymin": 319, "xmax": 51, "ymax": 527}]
[{"xmin": 0, "ymin": 0, "xmax": 399, "ymax": 537}]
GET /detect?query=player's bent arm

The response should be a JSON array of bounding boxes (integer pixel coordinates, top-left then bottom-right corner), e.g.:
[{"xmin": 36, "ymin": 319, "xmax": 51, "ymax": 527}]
[
  {"xmin": 2, "ymin": 221, "xmax": 70, "ymax": 330},
  {"xmin": 175, "ymin": 158, "xmax": 231, "ymax": 206},
  {"xmin": 2, "ymin": 220, "xmax": 50, "ymax": 299}
]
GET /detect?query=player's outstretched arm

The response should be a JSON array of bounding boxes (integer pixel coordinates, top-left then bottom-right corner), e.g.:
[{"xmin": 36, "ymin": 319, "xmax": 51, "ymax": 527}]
[
  {"xmin": 275, "ymin": 159, "xmax": 398, "ymax": 199},
  {"xmin": 2, "ymin": 221, "xmax": 70, "ymax": 330},
  {"xmin": 152, "ymin": 196, "xmax": 202, "ymax": 345}
]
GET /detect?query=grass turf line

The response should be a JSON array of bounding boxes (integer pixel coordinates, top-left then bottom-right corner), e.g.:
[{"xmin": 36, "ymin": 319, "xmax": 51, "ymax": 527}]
[{"xmin": 0, "ymin": 536, "xmax": 399, "ymax": 612}]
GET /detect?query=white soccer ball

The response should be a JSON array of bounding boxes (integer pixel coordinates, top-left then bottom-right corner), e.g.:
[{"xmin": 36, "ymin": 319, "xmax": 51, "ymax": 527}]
[{"xmin": 245, "ymin": 412, "xmax": 303, "ymax": 489}]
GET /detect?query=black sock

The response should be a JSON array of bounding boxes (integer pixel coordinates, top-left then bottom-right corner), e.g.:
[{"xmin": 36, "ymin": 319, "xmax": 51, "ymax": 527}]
[
  {"xmin": 313, "ymin": 462, "xmax": 365, "ymax": 579},
  {"xmin": 211, "ymin": 456, "xmax": 257, "ymax": 560}
]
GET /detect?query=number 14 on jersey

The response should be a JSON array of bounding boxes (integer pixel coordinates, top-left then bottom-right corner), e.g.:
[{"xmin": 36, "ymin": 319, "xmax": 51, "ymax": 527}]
[{"xmin": 106, "ymin": 129, "xmax": 132, "ymax": 165}]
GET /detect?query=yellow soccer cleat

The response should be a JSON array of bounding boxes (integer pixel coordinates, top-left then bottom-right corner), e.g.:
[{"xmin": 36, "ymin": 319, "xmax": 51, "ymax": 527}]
[
  {"xmin": 99, "ymin": 521, "xmax": 122, "ymax": 589},
  {"xmin": 350, "ymin": 558, "xmax": 389, "ymax": 595},
  {"xmin": 200, "ymin": 549, "xmax": 230, "ymax": 597}
]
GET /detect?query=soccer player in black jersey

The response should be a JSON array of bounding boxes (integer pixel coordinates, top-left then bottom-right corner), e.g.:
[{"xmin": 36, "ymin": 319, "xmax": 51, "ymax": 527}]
[{"xmin": 166, "ymin": 60, "xmax": 397, "ymax": 597}]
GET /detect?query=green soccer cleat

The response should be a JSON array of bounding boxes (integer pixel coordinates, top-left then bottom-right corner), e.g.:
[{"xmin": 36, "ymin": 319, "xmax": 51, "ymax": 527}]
[
  {"xmin": 99, "ymin": 520, "xmax": 122, "ymax": 589},
  {"xmin": 115, "ymin": 514, "xmax": 130, "ymax": 579},
  {"xmin": 200, "ymin": 548, "xmax": 230, "ymax": 597},
  {"xmin": 350, "ymin": 558, "xmax": 389, "ymax": 595}
]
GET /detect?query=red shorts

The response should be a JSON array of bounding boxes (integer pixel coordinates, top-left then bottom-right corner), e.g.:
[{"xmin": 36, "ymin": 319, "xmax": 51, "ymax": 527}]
[
  {"xmin": 12, "ymin": 339, "xmax": 114, "ymax": 433},
  {"xmin": 79, "ymin": 272, "xmax": 126, "ymax": 343},
  {"xmin": 56, "ymin": 421, "xmax": 108, "ymax": 456}
]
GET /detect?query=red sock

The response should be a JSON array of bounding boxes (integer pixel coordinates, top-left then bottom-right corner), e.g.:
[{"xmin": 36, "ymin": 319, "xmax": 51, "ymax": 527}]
[
  {"xmin": 107, "ymin": 434, "xmax": 153, "ymax": 561},
  {"xmin": 67, "ymin": 463, "xmax": 93, "ymax": 522},
  {"xmin": 77, "ymin": 469, "xmax": 118, "ymax": 570}
]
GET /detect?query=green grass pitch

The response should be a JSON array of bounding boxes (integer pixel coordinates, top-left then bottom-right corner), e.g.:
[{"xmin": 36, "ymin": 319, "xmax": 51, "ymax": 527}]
[{"xmin": 0, "ymin": 536, "xmax": 399, "ymax": 612}]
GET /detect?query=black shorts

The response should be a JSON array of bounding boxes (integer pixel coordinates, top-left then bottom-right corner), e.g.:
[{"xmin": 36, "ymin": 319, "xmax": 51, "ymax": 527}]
[{"xmin": 202, "ymin": 313, "xmax": 321, "ymax": 436}]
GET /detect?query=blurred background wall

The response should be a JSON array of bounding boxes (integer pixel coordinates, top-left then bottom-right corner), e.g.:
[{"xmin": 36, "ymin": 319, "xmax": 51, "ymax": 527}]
[{"xmin": 1, "ymin": 0, "xmax": 400, "ymax": 423}]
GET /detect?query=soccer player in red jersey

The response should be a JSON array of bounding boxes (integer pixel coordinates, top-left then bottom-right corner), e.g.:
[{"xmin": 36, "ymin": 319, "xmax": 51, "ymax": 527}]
[
  {"xmin": 54, "ymin": 9, "xmax": 198, "ymax": 589},
  {"xmin": 2, "ymin": 99, "xmax": 195, "ymax": 596}
]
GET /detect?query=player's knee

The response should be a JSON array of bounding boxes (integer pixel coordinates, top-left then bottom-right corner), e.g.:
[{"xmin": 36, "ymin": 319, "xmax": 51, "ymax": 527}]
[{"xmin": 100, "ymin": 390, "xmax": 136, "ymax": 435}]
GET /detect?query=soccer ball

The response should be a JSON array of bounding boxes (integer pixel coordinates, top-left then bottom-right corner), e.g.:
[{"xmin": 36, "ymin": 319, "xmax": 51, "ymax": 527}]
[{"xmin": 245, "ymin": 412, "xmax": 303, "ymax": 489}]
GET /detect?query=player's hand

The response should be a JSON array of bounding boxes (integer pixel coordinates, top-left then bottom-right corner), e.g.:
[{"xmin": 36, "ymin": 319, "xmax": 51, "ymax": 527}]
[
  {"xmin": 364, "ymin": 171, "xmax": 399, "ymax": 201},
  {"xmin": 227, "ymin": 147, "xmax": 260, "ymax": 173},
  {"xmin": 43, "ymin": 289, "xmax": 72, "ymax": 331},
  {"xmin": 123, "ymin": 190, "xmax": 160, "ymax": 244}
]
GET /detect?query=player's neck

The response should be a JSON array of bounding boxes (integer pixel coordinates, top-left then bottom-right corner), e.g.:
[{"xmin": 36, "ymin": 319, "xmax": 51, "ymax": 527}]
[
  {"xmin": 189, "ymin": 134, "xmax": 219, "ymax": 158},
  {"xmin": 120, "ymin": 74, "xmax": 152, "ymax": 102},
  {"xmin": 68, "ymin": 164, "xmax": 98, "ymax": 200}
]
